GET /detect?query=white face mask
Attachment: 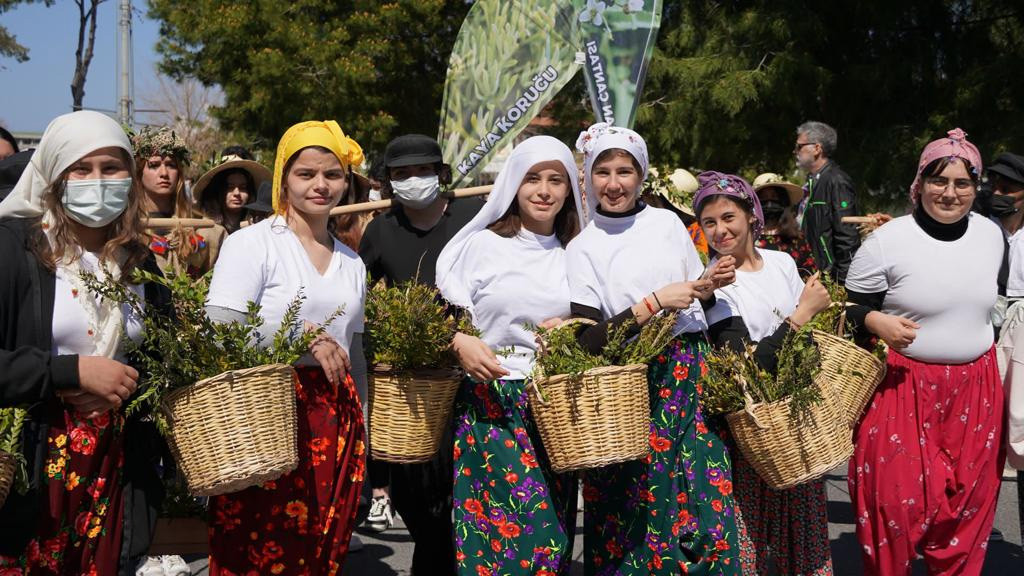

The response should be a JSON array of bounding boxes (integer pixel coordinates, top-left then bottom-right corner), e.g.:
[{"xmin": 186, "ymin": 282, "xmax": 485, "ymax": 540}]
[
  {"xmin": 391, "ymin": 175, "xmax": 440, "ymax": 209},
  {"xmin": 62, "ymin": 178, "xmax": 132, "ymax": 228}
]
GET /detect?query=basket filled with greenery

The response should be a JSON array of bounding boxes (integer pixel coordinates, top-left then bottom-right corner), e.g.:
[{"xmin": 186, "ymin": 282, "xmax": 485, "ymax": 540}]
[
  {"xmin": 85, "ymin": 271, "xmax": 337, "ymax": 497},
  {"xmin": 364, "ymin": 280, "xmax": 469, "ymax": 464},
  {"xmin": 0, "ymin": 407, "xmax": 27, "ymax": 508},
  {"xmin": 804, "ymin": 279, "xmax": 887, "ymax": 427},
  {"xmin": 527, "ymin": 312, "xmax": 678, "ymax": 473},
  {"xmin": 702, "ymin": 326, "xmax": 854, "ymax": 490}
]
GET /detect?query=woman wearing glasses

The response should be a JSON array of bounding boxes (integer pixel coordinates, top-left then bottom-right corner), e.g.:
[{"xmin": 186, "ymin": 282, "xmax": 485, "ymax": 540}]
[{"xmin": 844, "ymin": 129, "xmax": 1005, "ymax": 576}]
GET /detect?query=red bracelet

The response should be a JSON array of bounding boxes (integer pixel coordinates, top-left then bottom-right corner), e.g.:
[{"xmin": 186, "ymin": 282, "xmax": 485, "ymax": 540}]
[{"xmin": 642, "ymin": 297, "xmax": 656, "ymax": 314}]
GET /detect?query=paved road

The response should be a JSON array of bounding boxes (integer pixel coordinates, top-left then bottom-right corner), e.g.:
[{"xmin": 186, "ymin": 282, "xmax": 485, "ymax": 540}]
[{"xmin": 180, "ymin": 466, "xmax": 1024, "ymax": 575}]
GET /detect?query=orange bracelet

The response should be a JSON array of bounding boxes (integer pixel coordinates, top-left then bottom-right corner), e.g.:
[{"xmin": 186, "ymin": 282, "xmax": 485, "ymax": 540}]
[{"xmin": 642, "ymin": 297, "xmax": 656, "ymax": 314}]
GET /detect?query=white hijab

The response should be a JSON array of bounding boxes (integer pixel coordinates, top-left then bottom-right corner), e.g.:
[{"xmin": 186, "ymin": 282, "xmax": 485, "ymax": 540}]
[
  {"xmin": 436, "ymin": 135, "xmax": 585, "ymax": 311},
  {"xmin": 0, "ymin": 110, "xmax": 135, "ymax": 359},
  {"xmin": 575, "ymin": 122, "xmax": 650, "ymax": 217},
  {"xmin": 0, "ymin": 110, "xmax": 134, "ymax": 218}
]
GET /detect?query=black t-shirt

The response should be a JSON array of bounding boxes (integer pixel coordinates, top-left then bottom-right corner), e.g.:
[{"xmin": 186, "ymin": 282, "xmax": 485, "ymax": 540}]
[{"xmin": 358, "ymin": 197, "xmax": 483, "ymax": 286}]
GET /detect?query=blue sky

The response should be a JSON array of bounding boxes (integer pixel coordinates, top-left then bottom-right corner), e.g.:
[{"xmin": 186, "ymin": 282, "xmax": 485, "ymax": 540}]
[{"xmin": 1, "ymin": 1, "xmax": 164, "ymax": 133}]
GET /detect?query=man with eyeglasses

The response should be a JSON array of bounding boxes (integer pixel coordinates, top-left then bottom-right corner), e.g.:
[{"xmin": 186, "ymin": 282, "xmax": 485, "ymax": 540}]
[{"xmin": 793, "ymin": 120, "xmax": 861, "ymax": 283}]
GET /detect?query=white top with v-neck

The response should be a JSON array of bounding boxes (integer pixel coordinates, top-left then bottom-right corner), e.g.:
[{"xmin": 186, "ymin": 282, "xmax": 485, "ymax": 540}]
[{"xmin": 207, "ymin": 216, "xmax": 366, "ymax": 353}]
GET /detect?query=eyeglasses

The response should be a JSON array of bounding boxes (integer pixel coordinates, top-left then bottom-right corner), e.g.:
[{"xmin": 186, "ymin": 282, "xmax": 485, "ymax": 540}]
[
  {"xmin": 924, "ymin": 176, "xmax": 975, "ymax": 194},
  {"xmin": 793, "ymin": 142, "xmax": 817, "ymax": 153}
]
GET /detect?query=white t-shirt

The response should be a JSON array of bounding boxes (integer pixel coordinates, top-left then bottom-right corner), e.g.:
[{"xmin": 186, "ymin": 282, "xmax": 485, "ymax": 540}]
[
  {"xmin": 705, "ymin": 249, "xmax": 804, "ymax": 343},
  {"xmin": 845, "ymin": 213, "xmax": 1002, "ymax": 364},
  {"xmin": 455, "ymin": 229, "xmax": 570, "ymax": 380},
  {"xmin": 567, "ymin": 205, "xmax": 706, "ymax": 335},
  {"xmin": 207, "ymin": 217, "xmax": 366, "ymax": 353},
  {"xmin": 52, "ymin": 252, "xmax": 144, "ymax": 361}
]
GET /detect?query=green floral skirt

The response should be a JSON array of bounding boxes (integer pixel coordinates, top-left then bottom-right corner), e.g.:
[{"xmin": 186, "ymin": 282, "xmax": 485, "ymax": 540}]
[
  {"xmin": 582, "ymin": 334, "xmax": 741, "ymax": 575},
  {"xmin": 452, "ymin": 377, "xmax": 577, "ymax": 575}
]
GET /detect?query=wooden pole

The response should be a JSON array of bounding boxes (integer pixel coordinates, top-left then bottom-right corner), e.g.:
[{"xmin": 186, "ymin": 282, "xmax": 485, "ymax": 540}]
[
  {"xmin": 329, "ymin": 184, "xmax": 493, "ymax": 216},
  {"xmin": 144, "ymin": 217, "xmax": 218, "ymax": 229}
]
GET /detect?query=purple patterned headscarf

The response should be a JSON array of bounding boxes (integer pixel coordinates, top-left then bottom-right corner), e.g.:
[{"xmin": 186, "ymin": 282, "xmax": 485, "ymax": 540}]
[{"xmin": 693, "ymin": 171, "xmax": 765, "ymax": 239}]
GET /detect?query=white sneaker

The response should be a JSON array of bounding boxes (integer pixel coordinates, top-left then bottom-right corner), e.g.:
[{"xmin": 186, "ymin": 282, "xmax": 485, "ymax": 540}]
[
  {"xmin": 135, "ymin": 558, "xmax": 164, "ymax": 576},
  {"xmin": 364, "ymin": 495, "xmax": 394, "ymax": 532},
  {"xmin": 349, "ymin": 533, "xmax": 365, "ymax": 552},
  {"xmin": 160, "ymin": 555, "xmax": 191, "ymax": 576}
]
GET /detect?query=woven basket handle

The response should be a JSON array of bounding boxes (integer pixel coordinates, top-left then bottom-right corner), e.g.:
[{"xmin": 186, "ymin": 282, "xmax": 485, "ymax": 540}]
[{"xmin": 738, "ymin": 374, "xmax": 766, "ymax": 429}]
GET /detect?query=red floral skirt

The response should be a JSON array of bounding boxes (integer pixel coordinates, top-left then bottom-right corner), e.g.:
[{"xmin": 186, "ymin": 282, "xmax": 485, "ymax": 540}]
[
  {"xmin": 0, "ymin": 407, "xmax": 126, "ymax": 575},
  {"xmin": 208, "ymin": 367, "xmax": 366, "ymax": 576}
]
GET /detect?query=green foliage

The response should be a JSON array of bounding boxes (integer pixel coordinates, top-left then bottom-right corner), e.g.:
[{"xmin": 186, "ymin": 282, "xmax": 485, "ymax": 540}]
[
  {"xmin": 148, "ymin": 0, "xmax": 473, "ymax": 154},
  {"xmin": 83, "ymin": 270, "xmax": 338, "ymax": 433},
  {"xmin": 0, "ymin": 1, "xmax": 54, "ymax": 64},
  {"xmin": 0, "ymin": 407, "xmax": 28, "ymax": 495},
  {"xmin": 364, "ymin": 278, "xmax": 474, "ymax": 372},
  {"xmin": 637, "ymin": 1, "xmax": 1024, "ymax": 210},
  {"xmin": 702, "ymin": 326, "xmax": 823, "ymax": 423},
  {"xmin": 533, "ymin": 311, "xmax": 679, "ymax": 379}
]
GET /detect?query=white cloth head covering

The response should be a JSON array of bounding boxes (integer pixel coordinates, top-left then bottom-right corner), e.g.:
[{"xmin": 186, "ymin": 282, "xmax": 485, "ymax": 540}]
[
  {"xmin": 575, "ymin": 122, "xmax": 650, "ymax": 212},
  {"xmin": 0, "ymin": 110, "xmax": 134, "ymax": 218},
  {"xmin": 436, "ymin": 135, "xmax": 584, "ymax": 311}
]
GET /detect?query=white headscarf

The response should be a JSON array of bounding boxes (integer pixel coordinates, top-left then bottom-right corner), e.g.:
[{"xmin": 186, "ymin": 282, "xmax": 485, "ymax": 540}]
[
  {"xmin": 0, "ymin": 110, "xmax": 134, "ymax": 218},
  {"xmin": 575, "ymin": 122, "xmax": 650, "ymax": 214},
  {"xmin": 436, "ymin": 135, "xmax": 584, "ymax": 311},
  {"xmin": 0, "ymin": 110, "xmax": 134, "ymax": 359}
]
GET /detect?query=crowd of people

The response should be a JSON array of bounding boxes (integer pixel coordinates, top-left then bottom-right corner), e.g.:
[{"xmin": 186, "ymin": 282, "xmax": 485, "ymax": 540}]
[{"xmin": 0, "ymin": 110, "xmax": 1022, "ymax": 576}]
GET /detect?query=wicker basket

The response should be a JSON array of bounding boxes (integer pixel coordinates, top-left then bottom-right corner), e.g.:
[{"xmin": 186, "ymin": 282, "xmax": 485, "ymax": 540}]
[
  {"xmin": 162, "ymin": 364, "xmax": 299, "ymax": 497},
  {"xmin": 725, "ymin": 375, "xmax": 854, "ymax": 490},
  {"xmin": 527, "ymin": 364, "xmax": 650, "ymax": 473},
  {"xmin": 812, "ymin": 330, "xmax": 885, "ymax": 427},
  {"xmin": 368, "ymin": 367, "xmax": 462, "ymax": 464},
  {"xmin": 0, "ymin": 451, "xmax": 15, "ymax": 509}
]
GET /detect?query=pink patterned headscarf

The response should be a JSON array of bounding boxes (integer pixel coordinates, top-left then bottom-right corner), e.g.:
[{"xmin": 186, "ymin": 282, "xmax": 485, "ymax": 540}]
[{"xmin": 909, "ymin": 128, "xmax": 982, "ymax": 203}]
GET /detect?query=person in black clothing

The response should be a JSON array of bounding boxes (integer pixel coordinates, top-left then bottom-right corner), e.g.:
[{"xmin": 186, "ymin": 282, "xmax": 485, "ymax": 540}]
[
  {"xmin": 0, "ymin": 125, "xmax": 18, "ymax": 160},
  {"xmin": 0, "ymin": 110, "xmax": 170, "ymax": 575},
  {"xmin": 357, "ymin": 134, "xmax": 480, "ymax": 574},
  {"xmin": 793, "ymin": 121, "xmax": 861, "ymax": 282}
]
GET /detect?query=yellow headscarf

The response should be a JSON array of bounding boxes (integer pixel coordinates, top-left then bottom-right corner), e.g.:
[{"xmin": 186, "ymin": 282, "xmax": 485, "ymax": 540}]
[{"xmin": 272, "ymin": 120, "xmax": 365, "ymax": 214}]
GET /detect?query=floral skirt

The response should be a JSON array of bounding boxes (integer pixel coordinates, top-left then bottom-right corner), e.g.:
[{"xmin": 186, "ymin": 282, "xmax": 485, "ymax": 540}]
[
  {"xmin": 0, "ymin": 408, "xmax": 126, "ymax": 575},
  {"xmin": 452, "ymin": 377, "xmax": 577, "ymax": 576},
  {"xmin": 849, "ymin": 347, "xmax": 1004, "ymax": 576},
  {"xmin": 727, "ymin": 445, "xmax": 833, "ymax": 575},
  {"xmin": 208, "ymin": 367, "xmax": 366, "ymax": 576},
  {"xmin": 583, "ymin": 334, "xmax": 740, "ymax": 575}
]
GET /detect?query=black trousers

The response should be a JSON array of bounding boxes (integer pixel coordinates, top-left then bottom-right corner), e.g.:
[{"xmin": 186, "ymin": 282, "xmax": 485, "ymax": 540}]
[{"xmin": 387, "ymin": 421, "xmax": 456, "ymax": 575}]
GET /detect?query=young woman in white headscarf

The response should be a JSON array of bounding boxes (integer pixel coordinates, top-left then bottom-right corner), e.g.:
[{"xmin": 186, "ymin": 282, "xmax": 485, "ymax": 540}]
[
  {"xmin": 696, "ymin": 171, "xmax": 834, "ymax": 576},
  {"xmin": 436, "ymin": 135, "xmax": 584, "ymax": 575},
  {"xmin": 204, "ymin": 120, "xmax": 367, "ymax": 574},
  {"xmin": 0, "ymin": 110, "xmax": 170, "ymax": 574},
  {"xmin": 567, "ymin": 123, "xmax": 741, "ymax": 575}
]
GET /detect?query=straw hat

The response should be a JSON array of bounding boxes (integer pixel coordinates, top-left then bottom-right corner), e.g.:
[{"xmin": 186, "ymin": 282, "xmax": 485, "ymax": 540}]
[
  {"xmin": 660, "ymin": 168, "xmax": 699, "ymax": 216},
  {"xmin": 752, "ymin": 172, "xmax": 803, "ymax": 207},
  {"xmin": 191, "ymin": 155, "xmax": 272, "ymax": 205}
]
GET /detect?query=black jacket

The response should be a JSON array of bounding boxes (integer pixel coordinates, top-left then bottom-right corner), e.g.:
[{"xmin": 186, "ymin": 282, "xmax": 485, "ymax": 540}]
[
  {"xmin": 0, "ymin": 217, "xmax": 171, "ymax": 573},
  {"xmin": 802, "ymin": 161, "xmax": 861, "ymax": 283}
]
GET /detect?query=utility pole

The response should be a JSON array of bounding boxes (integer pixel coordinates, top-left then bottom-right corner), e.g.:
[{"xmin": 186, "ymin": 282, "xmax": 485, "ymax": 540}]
[{"xmin": 117, "ymin": 0, "xmax": 133, "ymax": 126}]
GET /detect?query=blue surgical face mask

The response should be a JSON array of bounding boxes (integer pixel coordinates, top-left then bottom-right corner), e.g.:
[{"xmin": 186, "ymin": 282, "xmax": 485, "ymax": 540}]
[
  {"xmin": 62, "ymin": 178, "xmax": 132, "ymax": 228},
  {"xmin": 391, "ymin": 175, "xmax": 440, "ymax": 209}
]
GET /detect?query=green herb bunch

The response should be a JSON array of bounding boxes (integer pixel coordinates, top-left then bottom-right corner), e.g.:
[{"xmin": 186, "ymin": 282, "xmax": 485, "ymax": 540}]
[
  {"xmin": 364, "ymin": 278, "xmax": 476, "ymax": 372},
  {"xmin": 83, "ymin": 270, "xmax": 339, "ymax": 433},
  {"xmin": 533, "ymin": 311, "xmax": 680, "ymax": 379},
  {"xmin": 803, "ymin": 274, "xmax": 887, "ymax": 362},
  {"xmin": 0, "ymin": 408, "xmax": 28, "ymax": 495},
  {"xmin": 702, "ymin": 326, "xmax": 823, "ymax": 423}
]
